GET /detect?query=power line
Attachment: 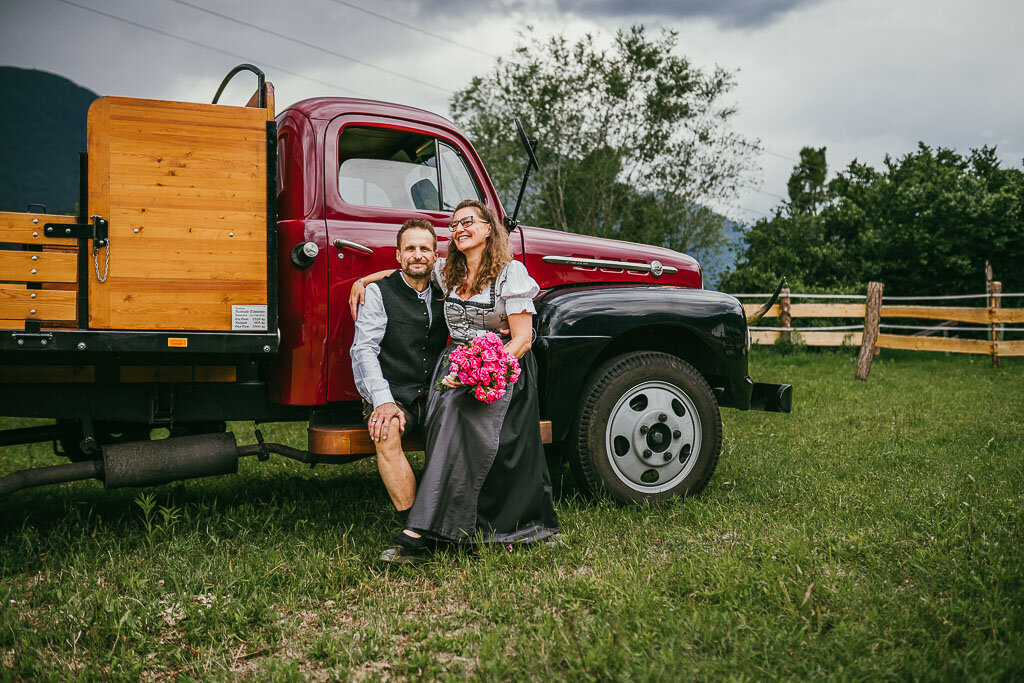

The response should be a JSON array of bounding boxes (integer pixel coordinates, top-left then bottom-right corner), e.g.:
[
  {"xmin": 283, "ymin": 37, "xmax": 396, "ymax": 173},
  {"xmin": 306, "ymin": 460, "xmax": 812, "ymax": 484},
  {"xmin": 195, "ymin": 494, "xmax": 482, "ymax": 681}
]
[
  {"xmin": 51, "ymin": 0, "xmax": 373, "ymax": 98},
  {"xmin": 325, "ymin": 0, "xmax": 498, "ymax": 60},
  {"xmin": 165, "ymin": 0, "xmax": 452, "ymax": 94},
  {"xmin": 763, "ymin": 148, "xmax": 800, "ymax": 163},
  {"xmin": 753, "ymin": 188, "xmax": 788, "ymax": 201}
]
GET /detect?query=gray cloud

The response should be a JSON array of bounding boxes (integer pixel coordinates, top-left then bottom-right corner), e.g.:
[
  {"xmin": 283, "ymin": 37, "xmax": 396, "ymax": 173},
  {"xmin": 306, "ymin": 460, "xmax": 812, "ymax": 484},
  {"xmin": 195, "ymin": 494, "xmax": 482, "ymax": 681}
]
[
  {"xmin": 555, "ymin": 0, "xmax": 820, "ymax": 28},
  {"xmin": 398, "ymin": 0, "xmax": 819, "ymax": 29}
]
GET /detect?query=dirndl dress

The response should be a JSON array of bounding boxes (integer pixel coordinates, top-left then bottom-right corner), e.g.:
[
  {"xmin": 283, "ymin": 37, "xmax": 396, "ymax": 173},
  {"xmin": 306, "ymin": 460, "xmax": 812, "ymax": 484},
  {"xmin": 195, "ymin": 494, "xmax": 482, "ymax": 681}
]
[{"xmin": 405, "ymin": 258, "xmax": 559, "ymax": 544}]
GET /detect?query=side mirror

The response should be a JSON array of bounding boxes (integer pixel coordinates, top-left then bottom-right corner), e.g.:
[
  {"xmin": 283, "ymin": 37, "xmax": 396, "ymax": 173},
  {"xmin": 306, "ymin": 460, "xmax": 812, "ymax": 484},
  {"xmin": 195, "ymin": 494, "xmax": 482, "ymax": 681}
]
[{"xmin": 505, "ymin": 117, "xmax": 540, "ymax": 232}]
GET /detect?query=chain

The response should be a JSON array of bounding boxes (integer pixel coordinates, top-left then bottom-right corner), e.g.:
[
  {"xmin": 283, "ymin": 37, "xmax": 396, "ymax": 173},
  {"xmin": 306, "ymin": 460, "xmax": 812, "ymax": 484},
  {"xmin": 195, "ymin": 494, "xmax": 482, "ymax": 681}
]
[{"xmin": 93, "ymin": 242, "xmax": 109, "ymax": 283}]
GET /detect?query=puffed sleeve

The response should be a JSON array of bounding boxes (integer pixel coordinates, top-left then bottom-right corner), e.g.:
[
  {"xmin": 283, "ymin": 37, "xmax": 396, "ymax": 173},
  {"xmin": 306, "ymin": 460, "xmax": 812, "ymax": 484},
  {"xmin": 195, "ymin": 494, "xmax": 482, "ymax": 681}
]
[
  {"xmin": 500, "ymin": 260, "xmax": 540, "ymax": 315},
  {"xmin": 431, "ymin": 257, "xmax": 447, "ymax": 294}
]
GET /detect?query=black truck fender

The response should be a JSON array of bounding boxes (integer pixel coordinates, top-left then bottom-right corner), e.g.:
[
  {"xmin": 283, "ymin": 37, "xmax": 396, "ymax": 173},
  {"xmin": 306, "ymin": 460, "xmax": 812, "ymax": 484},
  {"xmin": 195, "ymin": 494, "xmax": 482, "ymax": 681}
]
[{"xmin": 532, "ymin": 285, "xmax": 785, "ymax": 446}]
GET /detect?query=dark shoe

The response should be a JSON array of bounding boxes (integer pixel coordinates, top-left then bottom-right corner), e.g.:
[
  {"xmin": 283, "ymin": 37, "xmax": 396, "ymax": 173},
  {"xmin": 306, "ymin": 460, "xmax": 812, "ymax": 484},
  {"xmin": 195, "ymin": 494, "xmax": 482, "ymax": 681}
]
[
  {"xmin": 393, "ymin": 528, "xmax": 427, "ymax": 550},
  {"xmin": 379, "ymin": 545, "xmax": 426, "ymax": 566}
]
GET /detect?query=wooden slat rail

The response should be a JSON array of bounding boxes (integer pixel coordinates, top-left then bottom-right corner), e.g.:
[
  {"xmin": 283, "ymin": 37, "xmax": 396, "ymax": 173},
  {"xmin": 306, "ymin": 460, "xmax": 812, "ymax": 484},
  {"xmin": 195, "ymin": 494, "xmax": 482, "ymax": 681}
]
[
  {"xmin": 309, "ymin": 421, "xmax": 554, "ymax": 457},
  {"xmin": 743, "ymin": 303, "xmax": 867, "ymax": 318},
  {"xmin": 743, "ymin": 302, "xmax": 1024, "ymax": 324},
  {"xmin": 881, "ymin": 305, "xmax": 1024, "ymax": 324},
  {"xmin": 0, "ymin": 212, "xmax": 78, "ymax": 246},
  {"xmin": 0, "ymin": 251, "xmax": 78, "ymax": 283},
  {"xmin": 743, "ymin": 287, "xmax": 1023, "ymax": 363},
  {"xmin": 0, "ymin": 286, "xmax": 77, "ymax": 321},
  {"xmin": 1, "ymin": 211, "xmax": 80, "ymax": 330}
]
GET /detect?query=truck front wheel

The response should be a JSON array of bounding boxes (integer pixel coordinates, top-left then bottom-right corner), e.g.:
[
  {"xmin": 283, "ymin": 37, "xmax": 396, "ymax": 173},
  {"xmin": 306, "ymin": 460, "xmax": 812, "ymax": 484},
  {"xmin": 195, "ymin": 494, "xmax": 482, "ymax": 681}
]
[{"xmin": 570, "ymin": 352, "xmax": 722, "ymax": 504}]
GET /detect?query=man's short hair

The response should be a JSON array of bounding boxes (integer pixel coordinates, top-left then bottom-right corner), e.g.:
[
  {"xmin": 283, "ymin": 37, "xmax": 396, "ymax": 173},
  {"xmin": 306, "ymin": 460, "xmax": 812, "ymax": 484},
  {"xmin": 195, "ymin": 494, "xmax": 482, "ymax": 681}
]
[{"xmin": 397, "ymin": 219, "xmax": 437, "ymax": 250}]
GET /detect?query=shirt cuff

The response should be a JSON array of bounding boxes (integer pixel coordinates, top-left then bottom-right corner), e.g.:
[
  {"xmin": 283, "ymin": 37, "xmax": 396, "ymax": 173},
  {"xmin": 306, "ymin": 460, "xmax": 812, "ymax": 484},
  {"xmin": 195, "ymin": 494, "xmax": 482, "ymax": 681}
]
[
  {"xmin": 370, "ymin": 389, "xmax": 396, "ymax": 409},
  {"xmin": 503, "ymin": 297, "xmax": 537, "ymax": 315}
]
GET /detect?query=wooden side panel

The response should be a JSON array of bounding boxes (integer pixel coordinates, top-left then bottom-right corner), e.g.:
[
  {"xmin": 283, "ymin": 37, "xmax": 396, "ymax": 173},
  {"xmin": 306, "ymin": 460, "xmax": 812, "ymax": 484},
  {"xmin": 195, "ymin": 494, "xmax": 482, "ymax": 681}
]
[
  {"xmin": 87, "ymin": 96, "xmax": 269, "ymax": 331},
  {"xmin": 0, "ymin": 286, "xmax": 77, "ymax": 321},
  {"xmin": 0, "ymin": 212, "xmax": 78, "ymax": 246},
  {"xmin": 0, "ymin": 251, "xmax": 77, "ymax": 283}
]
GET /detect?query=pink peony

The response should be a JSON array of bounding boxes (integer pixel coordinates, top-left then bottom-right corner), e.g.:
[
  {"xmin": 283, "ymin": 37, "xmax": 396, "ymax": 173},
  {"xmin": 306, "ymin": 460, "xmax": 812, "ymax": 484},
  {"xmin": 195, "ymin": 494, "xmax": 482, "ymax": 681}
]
[{"xmin": 436, "ymin": 332, "xmax": 522, "ymax": 404}]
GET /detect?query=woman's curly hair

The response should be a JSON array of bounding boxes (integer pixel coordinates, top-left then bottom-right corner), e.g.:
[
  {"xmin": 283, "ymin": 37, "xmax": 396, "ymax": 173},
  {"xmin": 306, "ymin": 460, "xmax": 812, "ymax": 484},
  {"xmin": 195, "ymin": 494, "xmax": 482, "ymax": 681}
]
[{"xmin": 442, "ymin": 199, "xmax": 512, "ymax": 296}]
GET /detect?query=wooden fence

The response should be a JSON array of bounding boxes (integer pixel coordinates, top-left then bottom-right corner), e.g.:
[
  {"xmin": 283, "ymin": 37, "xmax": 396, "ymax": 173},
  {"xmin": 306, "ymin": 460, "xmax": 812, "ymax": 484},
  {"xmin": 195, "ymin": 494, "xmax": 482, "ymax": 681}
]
[{"xmin": 735, "ymin": 282, "xmax": 1024, "ymax": 376}]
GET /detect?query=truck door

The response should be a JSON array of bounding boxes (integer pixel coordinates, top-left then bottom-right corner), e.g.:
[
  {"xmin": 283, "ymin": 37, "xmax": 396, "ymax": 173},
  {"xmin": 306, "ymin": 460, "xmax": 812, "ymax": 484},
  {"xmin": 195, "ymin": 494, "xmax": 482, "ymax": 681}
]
[{"xmin": 322, "ymin": 115, "xmax": 507, "ymax": 403}]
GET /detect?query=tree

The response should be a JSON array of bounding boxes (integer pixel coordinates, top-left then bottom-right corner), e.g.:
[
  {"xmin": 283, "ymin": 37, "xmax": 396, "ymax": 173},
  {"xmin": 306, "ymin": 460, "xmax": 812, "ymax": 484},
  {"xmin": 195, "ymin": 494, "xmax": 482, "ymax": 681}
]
[
  {"xmin": 786, "ymin": 146, "xmax": 830, "ymax": 216},
  {"xmin": 720, "ymin": 144, "xmax": 1024, "ymax": 295},
  {"xmin": 449, "ymin": 26, "xmax": 759, "ymax": 256}
]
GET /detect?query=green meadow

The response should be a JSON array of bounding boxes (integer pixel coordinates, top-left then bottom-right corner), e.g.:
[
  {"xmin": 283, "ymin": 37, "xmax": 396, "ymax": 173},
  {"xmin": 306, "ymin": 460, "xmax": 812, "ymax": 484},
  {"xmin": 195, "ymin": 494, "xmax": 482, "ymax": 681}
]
[{"xmin": 1, "ymin": 349, "xmax": 1022, "ymax": 680}]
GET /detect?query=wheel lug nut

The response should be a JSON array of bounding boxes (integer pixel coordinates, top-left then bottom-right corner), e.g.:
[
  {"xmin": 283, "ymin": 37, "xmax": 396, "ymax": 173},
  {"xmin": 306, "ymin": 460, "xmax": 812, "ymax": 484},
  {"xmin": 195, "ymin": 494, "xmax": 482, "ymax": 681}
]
[
  {"xmin": 639, "ymin": 425, "xmax": 649, "ymax": 434},
  {"xmin": 663, "ymin": 452, "xmax": 672, "ymax": 462},
  {"xmin": 658, "ymin": 413, "xmax": 667, "ymax": 422},
  {"xmin": 673, "ymin": 430, "xmax": 681, "ymax": 439},
  {"xmin": 642, "ymin": 449, "xmax": 652, "ymax": 459}
]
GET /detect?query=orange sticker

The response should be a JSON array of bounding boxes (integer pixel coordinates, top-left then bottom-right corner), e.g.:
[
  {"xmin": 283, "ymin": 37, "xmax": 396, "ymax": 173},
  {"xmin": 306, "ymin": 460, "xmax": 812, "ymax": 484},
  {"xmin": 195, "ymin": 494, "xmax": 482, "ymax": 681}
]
[{"xmin": 167, "ymin": 337, "xmax": 188, "ymax": 348}]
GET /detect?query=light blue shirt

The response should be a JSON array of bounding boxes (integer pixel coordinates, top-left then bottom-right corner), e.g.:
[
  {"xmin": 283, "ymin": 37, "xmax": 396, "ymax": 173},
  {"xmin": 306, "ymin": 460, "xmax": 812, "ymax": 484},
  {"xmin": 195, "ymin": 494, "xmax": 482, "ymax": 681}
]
[{"xmin": 350, "ymin": 272, "xmax": 433, "ymax": 408}]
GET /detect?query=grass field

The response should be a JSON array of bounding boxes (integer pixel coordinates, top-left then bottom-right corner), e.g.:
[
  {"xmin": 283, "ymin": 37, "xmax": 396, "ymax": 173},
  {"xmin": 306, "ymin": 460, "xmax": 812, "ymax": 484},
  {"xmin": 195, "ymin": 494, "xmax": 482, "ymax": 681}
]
[{"xmin": 1, "ymin": 349, "xmax": 1022, "ymax": 680}]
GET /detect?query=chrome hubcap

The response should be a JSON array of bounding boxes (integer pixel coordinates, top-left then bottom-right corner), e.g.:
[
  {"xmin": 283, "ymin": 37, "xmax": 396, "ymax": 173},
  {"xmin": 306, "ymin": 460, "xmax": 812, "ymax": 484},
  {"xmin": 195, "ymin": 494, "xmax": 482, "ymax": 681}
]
[{"xmin": 604, "ymin": 381, "xmax": 701, "ymax": 493}]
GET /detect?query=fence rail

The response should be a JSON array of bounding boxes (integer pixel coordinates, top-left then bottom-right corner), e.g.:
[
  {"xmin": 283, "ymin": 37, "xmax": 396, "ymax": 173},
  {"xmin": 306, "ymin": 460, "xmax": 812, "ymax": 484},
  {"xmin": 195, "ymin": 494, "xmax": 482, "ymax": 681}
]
[{"xmin": 732, "ymin": 272, "xmax": 1022, "ymax": 377}]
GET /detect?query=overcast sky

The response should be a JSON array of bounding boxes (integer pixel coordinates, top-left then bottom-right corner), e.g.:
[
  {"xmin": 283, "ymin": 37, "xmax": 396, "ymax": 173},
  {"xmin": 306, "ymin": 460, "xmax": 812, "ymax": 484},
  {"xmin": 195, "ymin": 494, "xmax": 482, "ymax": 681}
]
[{"xmin": 2, "ymin": 0, "xmax": 1022, "ymax": 223}]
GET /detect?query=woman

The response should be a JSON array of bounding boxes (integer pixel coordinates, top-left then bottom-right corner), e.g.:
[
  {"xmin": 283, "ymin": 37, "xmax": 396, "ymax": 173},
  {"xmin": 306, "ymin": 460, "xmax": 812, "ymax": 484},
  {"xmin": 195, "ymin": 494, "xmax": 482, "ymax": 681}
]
[{"xmin": 351, "ymin": 199, "xmax": 559, "ymax": 561}]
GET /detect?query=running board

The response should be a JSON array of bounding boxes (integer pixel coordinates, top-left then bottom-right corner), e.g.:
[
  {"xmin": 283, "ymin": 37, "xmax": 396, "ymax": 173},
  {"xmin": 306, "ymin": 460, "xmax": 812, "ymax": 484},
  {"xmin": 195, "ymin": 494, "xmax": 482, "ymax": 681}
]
[{"xmin": 309, "ymin": 420, "xmax": 553, "ymax": 456}]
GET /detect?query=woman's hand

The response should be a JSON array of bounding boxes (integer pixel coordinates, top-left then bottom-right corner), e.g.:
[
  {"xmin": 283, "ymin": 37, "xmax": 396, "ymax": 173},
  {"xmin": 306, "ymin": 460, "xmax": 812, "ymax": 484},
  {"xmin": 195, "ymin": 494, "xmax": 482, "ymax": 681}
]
[
  {"xmin": 349, "ymin": 279, "xmax": 366, "ymax": 320},
  {"xmin": 349, "ymin": 269, "xmax": 395, "ymax": 320},
  {"xmin": 441, "ymin": 371, "xmax": 465, "ymax": 389}
]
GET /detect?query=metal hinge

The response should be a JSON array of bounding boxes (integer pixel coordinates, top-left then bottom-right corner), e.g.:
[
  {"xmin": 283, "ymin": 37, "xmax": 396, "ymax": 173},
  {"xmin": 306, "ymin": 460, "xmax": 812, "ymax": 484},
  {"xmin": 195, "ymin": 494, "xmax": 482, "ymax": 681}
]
[
  {"xmin": 11, "ymin": 331, "xmax": 54, "ymax": 348},
  {"xmin": 44, "ymin": 215, "xmax": 108, "ymax": 245}
]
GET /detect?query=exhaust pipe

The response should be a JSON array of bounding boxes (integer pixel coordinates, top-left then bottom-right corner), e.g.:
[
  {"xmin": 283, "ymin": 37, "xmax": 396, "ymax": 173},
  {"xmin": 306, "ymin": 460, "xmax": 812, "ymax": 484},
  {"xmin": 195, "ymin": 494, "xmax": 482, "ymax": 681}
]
[
  {"xmin": 102, "ymin": 432, "xmax": 238, "ymax": 489},
  {"xmin": 0, "ymin": 431, "xmax": 364, "ymax": 496}
]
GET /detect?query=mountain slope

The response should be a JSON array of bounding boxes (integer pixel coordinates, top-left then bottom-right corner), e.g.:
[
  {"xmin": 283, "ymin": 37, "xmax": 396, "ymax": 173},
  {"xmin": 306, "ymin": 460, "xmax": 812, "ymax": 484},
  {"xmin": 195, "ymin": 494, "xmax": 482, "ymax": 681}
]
[{"xmin": 0, "ymin": 67, "xmax": 99, "ymax": 213}]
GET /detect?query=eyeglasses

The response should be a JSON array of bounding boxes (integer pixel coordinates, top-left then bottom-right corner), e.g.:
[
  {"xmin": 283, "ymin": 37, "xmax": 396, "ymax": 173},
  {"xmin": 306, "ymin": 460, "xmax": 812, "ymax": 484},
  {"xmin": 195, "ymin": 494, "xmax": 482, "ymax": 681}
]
[{"xmin": 447, "ymin": 216, "xmax": 490, "ymax": 230}]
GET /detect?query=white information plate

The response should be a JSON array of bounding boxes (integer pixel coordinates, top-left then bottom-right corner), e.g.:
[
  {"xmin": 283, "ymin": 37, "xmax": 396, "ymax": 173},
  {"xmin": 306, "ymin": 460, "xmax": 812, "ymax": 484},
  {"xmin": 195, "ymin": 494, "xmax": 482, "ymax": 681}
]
[{"xmin": 231, "ymin": 305, "xmax": 268, "ymax": 331}]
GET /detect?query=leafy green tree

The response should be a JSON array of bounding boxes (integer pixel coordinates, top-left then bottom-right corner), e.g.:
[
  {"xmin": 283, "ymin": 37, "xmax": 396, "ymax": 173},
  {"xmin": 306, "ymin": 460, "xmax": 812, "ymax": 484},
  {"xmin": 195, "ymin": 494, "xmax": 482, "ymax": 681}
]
[
  {"xmin": 786, "ymin": 146, "xmax": 831, "ymax": 216},
  {"xmin": 449, "ymin": 25, "xmax": 758, "ymax": 256},
  {"xmin": 721, "ymin": 144, "xmax": 1024, "ymax": 295}
]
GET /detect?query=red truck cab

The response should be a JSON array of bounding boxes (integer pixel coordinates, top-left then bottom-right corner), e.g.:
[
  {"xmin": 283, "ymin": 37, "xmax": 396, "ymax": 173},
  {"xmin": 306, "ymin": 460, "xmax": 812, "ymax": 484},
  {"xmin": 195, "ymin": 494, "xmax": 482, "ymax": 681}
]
[{"xmin": 272, "ymin": 97, "xmax": 701, "ymax": 407}]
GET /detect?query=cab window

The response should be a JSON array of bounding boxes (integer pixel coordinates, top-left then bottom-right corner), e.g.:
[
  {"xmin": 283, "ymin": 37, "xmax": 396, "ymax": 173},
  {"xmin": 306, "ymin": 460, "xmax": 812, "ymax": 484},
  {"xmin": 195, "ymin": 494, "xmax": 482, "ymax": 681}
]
[
  {"xmin": 438, "ymin": 141, "xmax": 483, "ymax": 210},
  {"xmin": 338, "ymin": 126, "xmax": 482, "ymax": 211}
]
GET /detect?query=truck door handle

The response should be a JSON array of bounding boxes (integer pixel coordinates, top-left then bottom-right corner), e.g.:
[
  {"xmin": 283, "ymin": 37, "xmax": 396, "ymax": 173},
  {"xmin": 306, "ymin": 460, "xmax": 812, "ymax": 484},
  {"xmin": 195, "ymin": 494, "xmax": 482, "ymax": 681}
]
[{"xmin": 332, "ymin": 238, "xmax": 373, "ymax": 254}]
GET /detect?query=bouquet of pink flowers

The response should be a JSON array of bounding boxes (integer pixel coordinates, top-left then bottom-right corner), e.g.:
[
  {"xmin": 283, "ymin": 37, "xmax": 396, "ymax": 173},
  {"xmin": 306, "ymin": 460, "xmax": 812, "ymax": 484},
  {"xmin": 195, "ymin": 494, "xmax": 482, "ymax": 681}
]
[{"xmin": 438, "ymin": 332, "xmax": 521, "ymax": 404}]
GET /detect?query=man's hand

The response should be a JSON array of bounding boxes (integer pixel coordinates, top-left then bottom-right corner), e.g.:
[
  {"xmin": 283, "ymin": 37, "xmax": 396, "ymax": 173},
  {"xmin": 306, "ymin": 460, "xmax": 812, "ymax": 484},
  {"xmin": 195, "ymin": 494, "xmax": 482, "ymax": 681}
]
[
  {"xmin": 369, "ymin": 402, "xmax": 406, "ymax": 442},
  {"xmin": 350, "ymin": 280, "xmax": 367, "ymax": 321}
]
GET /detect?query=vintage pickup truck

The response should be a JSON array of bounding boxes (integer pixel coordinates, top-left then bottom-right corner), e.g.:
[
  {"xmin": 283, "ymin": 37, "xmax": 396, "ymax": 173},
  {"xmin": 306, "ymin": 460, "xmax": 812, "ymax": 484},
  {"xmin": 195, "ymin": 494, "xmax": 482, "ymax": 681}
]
[{"xmin": 0, "ymin": 65, "xmax": 790, "ymax": 504}]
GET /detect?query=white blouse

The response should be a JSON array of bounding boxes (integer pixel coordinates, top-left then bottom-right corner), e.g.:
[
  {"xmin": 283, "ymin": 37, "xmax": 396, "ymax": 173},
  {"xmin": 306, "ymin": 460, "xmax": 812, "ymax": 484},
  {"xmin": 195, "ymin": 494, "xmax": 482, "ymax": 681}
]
[
  {"xmin": 432, "ymin": 257, "xmax": 541, "ymax": 343},
  {"xmin": 431, "ymin": 258, "xmax": 540, "ymax": 314}
]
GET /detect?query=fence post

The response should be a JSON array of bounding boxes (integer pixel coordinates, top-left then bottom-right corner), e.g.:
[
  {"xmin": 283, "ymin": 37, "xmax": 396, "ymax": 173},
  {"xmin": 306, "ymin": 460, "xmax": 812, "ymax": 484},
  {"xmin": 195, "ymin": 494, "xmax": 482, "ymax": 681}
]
[
  {"xmin": 990, "ymin": 280, "xmax": 1002, "ymax": 368},
  {"xmin": 855, "ymin": 281, "xmax": 884, "ymax": 381},
  {"xmin": 780, "ymin": 287, "xmax": 791, "ymax": 343}
]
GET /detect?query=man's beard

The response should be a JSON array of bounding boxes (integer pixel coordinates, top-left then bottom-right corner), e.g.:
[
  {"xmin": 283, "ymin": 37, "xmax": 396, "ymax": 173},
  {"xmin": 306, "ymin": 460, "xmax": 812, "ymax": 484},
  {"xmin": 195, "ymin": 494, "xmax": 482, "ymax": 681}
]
[{"xmin": 402, "ymin": 261, "xmax": 431, "ymax": 280}]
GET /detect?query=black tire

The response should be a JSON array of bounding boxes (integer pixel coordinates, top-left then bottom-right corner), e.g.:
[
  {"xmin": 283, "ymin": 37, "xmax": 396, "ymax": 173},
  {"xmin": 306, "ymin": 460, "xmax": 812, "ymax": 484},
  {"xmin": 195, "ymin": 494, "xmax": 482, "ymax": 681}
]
[{"xmin": 569, "ymin": 352, "xmax": 722, "ymax": 504}]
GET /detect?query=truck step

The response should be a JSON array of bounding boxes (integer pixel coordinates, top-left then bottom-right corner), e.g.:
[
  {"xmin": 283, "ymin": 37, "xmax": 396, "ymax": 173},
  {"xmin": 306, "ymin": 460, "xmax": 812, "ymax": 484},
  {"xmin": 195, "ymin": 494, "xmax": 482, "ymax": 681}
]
[{"xmin": 309, "ymin": 421, "xmax": 553, "ymax": 456}]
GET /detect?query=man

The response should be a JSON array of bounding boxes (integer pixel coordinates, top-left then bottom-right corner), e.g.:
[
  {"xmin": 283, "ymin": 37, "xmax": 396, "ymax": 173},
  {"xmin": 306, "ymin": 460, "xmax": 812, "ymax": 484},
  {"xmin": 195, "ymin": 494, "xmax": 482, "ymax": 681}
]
[{"xmin": 350, "ymin": 219, "xmax": 448, "ymax": 525}]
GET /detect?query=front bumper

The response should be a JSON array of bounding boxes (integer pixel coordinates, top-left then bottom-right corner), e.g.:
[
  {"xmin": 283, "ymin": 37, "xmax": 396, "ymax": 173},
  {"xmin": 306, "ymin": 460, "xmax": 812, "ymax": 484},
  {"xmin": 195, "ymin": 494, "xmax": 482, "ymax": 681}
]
[{"xmin": 749, "ymin": 382, "xmax": 793, "ymax": 413}]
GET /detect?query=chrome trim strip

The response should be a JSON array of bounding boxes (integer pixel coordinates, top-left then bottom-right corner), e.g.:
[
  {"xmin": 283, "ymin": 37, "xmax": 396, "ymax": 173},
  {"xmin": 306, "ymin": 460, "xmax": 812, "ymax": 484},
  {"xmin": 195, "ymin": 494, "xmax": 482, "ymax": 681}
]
[
  {"xmin": 541, "ymin": 255, "xmax": 678, "ymax": 275},
  {"xmin": 333, "ymin": 238, "xmax": 373, "ymax": 254}
]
